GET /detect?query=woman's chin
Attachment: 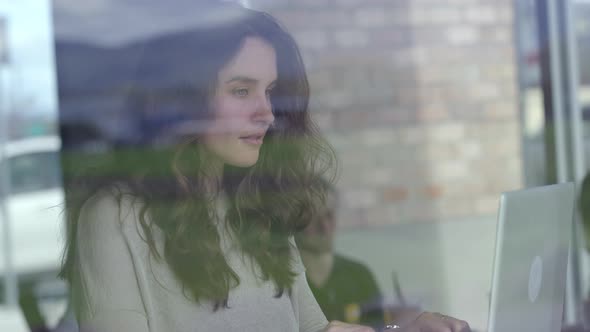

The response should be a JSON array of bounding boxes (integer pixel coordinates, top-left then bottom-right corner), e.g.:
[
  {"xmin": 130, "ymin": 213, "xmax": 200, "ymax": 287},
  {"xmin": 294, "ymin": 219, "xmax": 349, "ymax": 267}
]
[{"xmin": 225, "ymin": 153, "xmax": 260, "ymax": 168}]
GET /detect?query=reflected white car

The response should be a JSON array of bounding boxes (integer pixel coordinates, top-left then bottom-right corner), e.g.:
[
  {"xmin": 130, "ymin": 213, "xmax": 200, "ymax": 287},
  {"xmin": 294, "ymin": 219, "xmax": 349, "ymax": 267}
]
[
  {"xmin": 0, "ymin": 305, "xmax": 28, "ymax": 332},
  {"xmin": 0, "ymin": 136, "xmax": 64, "ymax": 279}
]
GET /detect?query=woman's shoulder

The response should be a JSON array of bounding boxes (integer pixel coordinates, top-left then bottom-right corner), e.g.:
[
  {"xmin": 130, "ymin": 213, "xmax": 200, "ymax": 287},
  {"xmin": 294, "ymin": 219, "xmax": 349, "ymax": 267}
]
[
  {"xmin": 288, "ymin": 236, "xmax": 307, "ymax": 275},
  {"xmin": 78, "ymin": 184, "xmax": 147, "ymax": 241}
]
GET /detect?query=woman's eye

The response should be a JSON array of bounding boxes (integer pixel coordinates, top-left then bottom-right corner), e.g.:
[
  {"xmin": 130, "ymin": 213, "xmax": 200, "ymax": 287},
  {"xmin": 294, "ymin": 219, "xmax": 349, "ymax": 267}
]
[{"xmin": 233, "ymin": 88, "xmax": 249, "ymax": 97}]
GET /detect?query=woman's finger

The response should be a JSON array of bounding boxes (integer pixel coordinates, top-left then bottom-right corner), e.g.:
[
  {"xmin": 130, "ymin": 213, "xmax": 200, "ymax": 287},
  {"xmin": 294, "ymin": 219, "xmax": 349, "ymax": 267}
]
[{"xmin": 407, "ymin": 312, "xmax": 471, "ymax": 332}]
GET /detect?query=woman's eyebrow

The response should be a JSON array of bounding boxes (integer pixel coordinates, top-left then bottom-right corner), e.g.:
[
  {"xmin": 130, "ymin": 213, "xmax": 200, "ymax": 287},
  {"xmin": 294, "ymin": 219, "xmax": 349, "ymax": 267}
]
[
  {"xmin": 225, "ymin": 76, "xmax": 277, "ymax": 87},
  {"xmin": 225, "ymin": 76, "xmax": 258, "ymax": 84}
]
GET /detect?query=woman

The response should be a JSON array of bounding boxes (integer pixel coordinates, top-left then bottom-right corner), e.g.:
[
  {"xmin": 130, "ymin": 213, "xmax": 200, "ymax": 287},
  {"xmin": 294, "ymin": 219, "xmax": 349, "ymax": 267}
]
[{"xmin": 59, "ymin": 4, "xmax": 470, "ymax": 332}]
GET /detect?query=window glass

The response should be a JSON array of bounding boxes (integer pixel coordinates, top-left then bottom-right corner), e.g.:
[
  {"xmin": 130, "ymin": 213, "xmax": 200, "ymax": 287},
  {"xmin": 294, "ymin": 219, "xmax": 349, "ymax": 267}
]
[
  {"xmin": 0, "ymin": 1, "xmax": 580, "ymax": 332},
  {"xmin": 0, "ymin": 1, "xmax": 64, "ymax": 331}
]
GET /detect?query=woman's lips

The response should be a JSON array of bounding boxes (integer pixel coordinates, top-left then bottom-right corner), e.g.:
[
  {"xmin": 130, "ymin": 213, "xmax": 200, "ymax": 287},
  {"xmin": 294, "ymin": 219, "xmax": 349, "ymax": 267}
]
[{"xmin": 240, "ymin": 135, "xmax": 264, "ymax": 145}]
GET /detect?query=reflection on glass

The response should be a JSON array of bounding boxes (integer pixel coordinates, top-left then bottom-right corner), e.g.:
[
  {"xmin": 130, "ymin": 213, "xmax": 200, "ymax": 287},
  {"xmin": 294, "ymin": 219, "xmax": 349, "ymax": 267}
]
[
  {"xmin": 9, "ymin": 152, "xmax": 61, "ymax": 195},
  {"xmin": 50, "ymin": 1, "xmax": 532, "ymax": 331},
  {"xmin": 0, "ymin": 1, "xmax": 64, "ymax": 332}
]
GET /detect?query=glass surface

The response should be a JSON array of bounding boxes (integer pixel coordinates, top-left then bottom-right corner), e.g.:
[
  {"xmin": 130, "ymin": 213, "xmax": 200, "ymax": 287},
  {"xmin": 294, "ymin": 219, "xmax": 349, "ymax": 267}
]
[{"xmin": 0, "ymin": 1, "xmax": 588, "ymax": 331}]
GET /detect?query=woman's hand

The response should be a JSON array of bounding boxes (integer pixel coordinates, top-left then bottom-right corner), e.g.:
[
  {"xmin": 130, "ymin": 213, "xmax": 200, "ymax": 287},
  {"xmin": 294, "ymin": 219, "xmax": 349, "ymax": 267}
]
[
  {"xmin": 323, "ymin": 320, "xmax": 375, "ymax": 332},
  {"xmin": 398, "ymin": 312, "xmax": 471, "ymax": 332},
  {"xmin": 322, "ymin": 311, "xmax": 470, "ymax": 332}
]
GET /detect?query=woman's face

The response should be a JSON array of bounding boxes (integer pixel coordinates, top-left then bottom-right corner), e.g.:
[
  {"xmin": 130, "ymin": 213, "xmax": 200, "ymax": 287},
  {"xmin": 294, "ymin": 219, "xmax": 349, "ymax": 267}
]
[
  {"xmin": 296, "ymin": 191, "xmax": 337, "ymax": 254},
  {"xmin": 202, "ymin": 36, "xmax": 277, "ymax": 168}
]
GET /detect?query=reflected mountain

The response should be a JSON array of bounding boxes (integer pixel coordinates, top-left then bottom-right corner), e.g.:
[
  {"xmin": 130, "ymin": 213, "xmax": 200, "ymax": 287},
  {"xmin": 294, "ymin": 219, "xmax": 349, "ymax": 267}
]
[
  {"xmin": 55, "ymin": 30, "xmax": 206, "ymax": 148},
  {"xmin": 55, "ymin": 29, "xmax": 238, "ymax": 214}
]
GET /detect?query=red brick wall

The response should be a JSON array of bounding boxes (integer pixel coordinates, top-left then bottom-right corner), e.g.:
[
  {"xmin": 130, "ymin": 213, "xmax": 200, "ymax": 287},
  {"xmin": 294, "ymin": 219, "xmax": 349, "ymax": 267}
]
[{"xmin": 252, "ymin": 0, "xmax": 522, "ymax": 227}]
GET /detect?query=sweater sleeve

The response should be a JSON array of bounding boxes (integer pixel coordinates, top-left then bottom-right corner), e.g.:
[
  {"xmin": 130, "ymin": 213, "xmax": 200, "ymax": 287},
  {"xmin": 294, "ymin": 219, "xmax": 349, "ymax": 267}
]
[
  {"xmin": 72, "ymin": 190, "xmax": 151, "ymax": 332},
  {"xmin": 290, "ymin": 238, "xmax": 329, "ymax": 332},
  {"xmin": 295, "ymin": 272, "xmax": 329, "ymax": 332}
]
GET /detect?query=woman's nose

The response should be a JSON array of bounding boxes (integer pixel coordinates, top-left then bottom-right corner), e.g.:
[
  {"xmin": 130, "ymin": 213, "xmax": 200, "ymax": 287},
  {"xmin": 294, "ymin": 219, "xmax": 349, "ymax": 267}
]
[{"xmin": 253, "ymin": 93, "xmax": 274, "ymax": 126}]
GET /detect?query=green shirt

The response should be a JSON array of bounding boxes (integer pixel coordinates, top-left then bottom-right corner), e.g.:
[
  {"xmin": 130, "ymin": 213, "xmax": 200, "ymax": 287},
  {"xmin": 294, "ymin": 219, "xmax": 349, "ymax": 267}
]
[{"xmin": 308, "ymin": 254, "xmax": 383, "ymax": 327}]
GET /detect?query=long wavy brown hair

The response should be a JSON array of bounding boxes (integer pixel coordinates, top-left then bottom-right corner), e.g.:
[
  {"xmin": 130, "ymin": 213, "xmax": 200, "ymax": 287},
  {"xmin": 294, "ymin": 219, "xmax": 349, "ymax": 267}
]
[{"xmin": 59, "ymin": 4, "xmax": 337, "ymax": 309}]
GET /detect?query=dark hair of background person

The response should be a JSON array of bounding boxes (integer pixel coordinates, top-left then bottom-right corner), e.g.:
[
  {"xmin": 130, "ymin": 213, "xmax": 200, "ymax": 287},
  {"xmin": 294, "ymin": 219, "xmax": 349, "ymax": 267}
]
[
  {"xmin": 58, "ymin": 4, "xmax": 337, "ymax": 310},
  {"xmin": 579, "ymin": 173, "xmax": 590, "ymax": 240}
]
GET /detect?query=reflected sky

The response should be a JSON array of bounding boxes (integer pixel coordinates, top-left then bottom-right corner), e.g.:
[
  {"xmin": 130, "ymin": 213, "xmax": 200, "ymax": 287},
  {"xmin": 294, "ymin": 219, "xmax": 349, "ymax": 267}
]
[
  {"xmin": 53, "ymin": 0, "xmax": 250, "ymax": 46},
  {"xmin": 0, "ymin": 0, "xmax": 57, "ymax": 116},
  {"xmin": 0, "ymin": 0, "xmax": 249, "ymax": 119}
]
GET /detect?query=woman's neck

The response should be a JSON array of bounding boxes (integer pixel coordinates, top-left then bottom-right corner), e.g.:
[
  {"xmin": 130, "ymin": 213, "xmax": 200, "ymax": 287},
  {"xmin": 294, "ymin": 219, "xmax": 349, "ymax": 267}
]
[
  {"xmin": 200, "ymin": 147, "xmax": 225, "ymax": 194},
  {"xmin": 299, "ymin": 249, "xmax": 334, "ymax": 288}
]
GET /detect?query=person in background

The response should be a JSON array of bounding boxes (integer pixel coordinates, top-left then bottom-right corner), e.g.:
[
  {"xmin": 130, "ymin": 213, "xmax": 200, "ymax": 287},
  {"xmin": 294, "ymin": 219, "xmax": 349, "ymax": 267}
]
[
  {"xmin": 296, "ymin": 177, "xmax": 385, "ymax": 328},
  {"xmin": 562, "ymin": 174, "xmax": 590, "ymax": 332},
  {"xmin": 579, "ymin": 174, "xmax": 590, "ymax": 250}
]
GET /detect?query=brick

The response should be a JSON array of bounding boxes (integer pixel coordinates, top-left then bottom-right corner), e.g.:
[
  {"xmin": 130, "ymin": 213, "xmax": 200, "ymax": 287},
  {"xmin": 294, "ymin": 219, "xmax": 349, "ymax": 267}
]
[
  {"xmin": 482, "ymin": 136, "xmax": 520, "ymax": 158},
  {"xmin": 382, "ymin": 186, "xmax": 409, "ymax": 202},
  {"xmin": 275, "ymin": 10, "xmax": 351, "ymax": 28},
  {"xmin": 483, "ymin": 101, "xmax": 517, "ymax": 120},
  {"xmin": 330, "ymin": 0, "xmax": 364, "ymax": 8},
  {"xmin": 411, "ymin": 0, "xmax": 471, "ymax": 5},
  {"xmin": 342, "ymin": 189, "xmax": 379, "ymax": 209},
  {"xmin": 337, "ymin": 208, "xmax": 368, "ymax": 228},
  {"xmin": 443, "ymin": 181, "xmax": 487, "ymax": 197},
  {"xmin": 425, "ymin": 123, "xmax": 466, "ymax": 142},
  {"xmin": 417, "ymin": 104, "xmax": 450, "ymax": 122},
  {"xmin": 339, "ymin": 148, "xmax": 376, "ymax": 168},
  {"xmin": 292, "ymin": 29, "xmax": 328, "ymax": 49},
  {"xmin": 249, "ymin": 0, "xmax": 289, "ymax": 8},
  {"xmin": 332, "ymin": 29, "xmax": 369, "ymax": 48},
  {"xmin": 359, "ymin": 128, "xmax": 397, "ymax": 147},
  {"xmin": 317, "ymin": 90, "xmax": 355, "ymax": 110},
  {"xmin": 418, "ymin": 46, "xmax": 470, "ymax": 65},
  {"xmin": 296, "ymin": 0, "xmax": 331, "ymax": 9},
  {"xmin": 413, "ymin": 27, "xmax": 449, "ymax": 44},
  {"xmin": 382, "ymin": 9, "xmax": 412, "ymax": 26},
  {"xmin": 374, "ymin": 107, "xmax": 417, "ymax": 125},
  {"xmin": 374, "ymin": 145, "xmax": 409, "ymax": 166},
  {"xmin": 354, "ymin": 8, "xmax": 388, "ymax": 27},
  {"xmin": 391, "ymin": 47, "xmax": 429, "ymax": 67},
  {"xmin": 499, "ymin": 79, "xmax": 518, "ymax": 99},
  {"xmin": 310, "ymin": 109, "xmax": 334, "ymax": 131},
  {"xmin": 308, "ymin": 70, "xmax": 336, "ymax": 91},
  {"xmin": 446, "ymin": 25, "xmax": 480, "ymax": 45},
  {"xmin": 470, "ymin": 83, "xmax": 502, "ymax": 101},
  {"xmin": 427, "ymin": 7, "xmax": 463, "ymax": 25},
  {"xmin": 482, "ymin": 26, "xmax": 512, "ymax": 44},
  {"xmin": 324, "ymin": 132, "xmax": 348, "ymax": 150},
  {"xmin": 369, "ymin": 28, "xmax": 412, "ymax": 48},
  {"xmin": 463, "ymin": 6, "xmax": 498, "ymax": 25},
  {"xmin": 496, "ymin": 5, "xmax": 515, "ymax": 24},
  {"xmin": 430, "ymin": 160, "xmax": 470, "ymax": 181},
  {"xmin": 480, "ymin": 64, "xmax": 516, "ymax": 81},
  {"xmin": 486, "ymin": 168, "xmax": 522, "ymax": 193},
  {"xmin": 330, "ymin": 0, "xmax": 397, "ymax": 9},
  {"xmin": 409, "ymin": 8, "xmax": 430, "ymax": 25},
  {"xmin": 457, "ymin": 141, "xmax": 482, "ymax": 160},
  {"xmin": 420, "ymin": 142, "xmax": 456, "ymax": 161},
  {"xmin": 361, "ymin": 168, "xmax": 397, "ymax": 186},
  {"xmin": 423, "ymin": 185, "xmax": 444, "ymax": 199},
  {"xmin": 398, "ymin": 126, "xmax": 425, "ymax": 145}
]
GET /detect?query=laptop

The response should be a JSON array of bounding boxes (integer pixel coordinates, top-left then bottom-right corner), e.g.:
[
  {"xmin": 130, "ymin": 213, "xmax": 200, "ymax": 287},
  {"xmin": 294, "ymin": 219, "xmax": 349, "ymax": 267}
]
[{"xmin": 487, "ymin": 183, "xmax": 575, "ymax": 332}]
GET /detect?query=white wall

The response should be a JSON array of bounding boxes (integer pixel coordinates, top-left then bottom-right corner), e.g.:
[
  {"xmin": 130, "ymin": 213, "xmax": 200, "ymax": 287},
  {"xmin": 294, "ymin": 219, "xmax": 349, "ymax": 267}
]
[{"xmin": 335, "ymin": 216, "xmax": 497, "ymax": 331}]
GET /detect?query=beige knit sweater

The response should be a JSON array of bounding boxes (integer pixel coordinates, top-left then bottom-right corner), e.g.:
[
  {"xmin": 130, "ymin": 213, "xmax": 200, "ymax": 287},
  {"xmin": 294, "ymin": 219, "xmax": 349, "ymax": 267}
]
[{"xmin": 70, "ymin": 189, "xmax": 328, "ymax": 332}]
